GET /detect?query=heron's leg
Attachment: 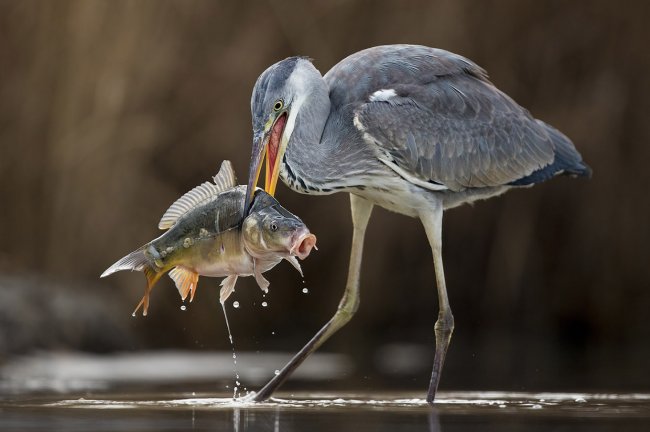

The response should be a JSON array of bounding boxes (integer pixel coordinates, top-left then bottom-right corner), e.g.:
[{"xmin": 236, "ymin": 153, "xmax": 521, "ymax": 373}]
[
  {"xmin": 420, "ymin": 202, "xmax": 454, "ymax": 403},
  {"xmin": 252, "ymin": 194, "xmax": 373, "ymax": 402}
]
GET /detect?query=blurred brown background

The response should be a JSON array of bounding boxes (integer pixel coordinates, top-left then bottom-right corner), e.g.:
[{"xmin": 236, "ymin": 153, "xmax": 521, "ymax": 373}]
[{"xmin": 0, "ymin": 0, "xmax": 648, "ymax": 392}]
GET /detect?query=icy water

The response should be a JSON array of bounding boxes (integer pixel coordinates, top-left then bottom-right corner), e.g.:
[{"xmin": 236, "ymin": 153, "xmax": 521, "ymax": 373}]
[{"xmin": 1, "ymin": 391, "xmax": 649, "ymax": 431}]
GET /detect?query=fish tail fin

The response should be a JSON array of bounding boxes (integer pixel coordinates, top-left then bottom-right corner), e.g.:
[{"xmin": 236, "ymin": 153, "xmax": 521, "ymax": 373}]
[
  {"xmin": 101, "ymin": 246, "xmax": 164, "ymax": 317},
  {"xmin": 101, "ymin": 246, "xmax": 150, "ymax": 277},
  {"xmin": 131, "ymin": 266, "xmax": 164, "ymax": 317}
]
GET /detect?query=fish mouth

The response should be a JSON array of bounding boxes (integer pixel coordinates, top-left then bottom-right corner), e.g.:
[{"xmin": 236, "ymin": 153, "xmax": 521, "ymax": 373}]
[{"xmin": 290, "ymin": 230, "xmax": 317, "ymax": 260}]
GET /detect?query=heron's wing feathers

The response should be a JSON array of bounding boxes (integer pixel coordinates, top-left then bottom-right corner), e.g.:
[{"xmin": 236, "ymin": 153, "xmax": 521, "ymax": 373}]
[
  {"xmin": 353, "ymin": 74, "xmax": 558, "ymax": 190},
  {"xmin": 326, "ymin": 45, "xmax": 582, "ymax": 190}
]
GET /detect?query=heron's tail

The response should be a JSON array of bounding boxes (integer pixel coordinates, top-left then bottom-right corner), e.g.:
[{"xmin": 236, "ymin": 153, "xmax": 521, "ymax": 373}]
[
  {"xmin": 510, "ymin": 122, "xmax": 592, "ymax": 186},
  {"xmin": 101, "ymin": 246, "xmax": 164, "ymax": 316}
]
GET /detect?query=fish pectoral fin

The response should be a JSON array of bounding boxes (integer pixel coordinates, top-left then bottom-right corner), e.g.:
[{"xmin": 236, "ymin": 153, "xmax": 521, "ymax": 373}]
[
  {"xmin": 169, "ymin": 267, "xmax": 199, "ymax": 302},
  {"xmin": 253, "ymin": 260, "xmax": 270, "ymax": 293},
  {"xmin": 219, "ymin": 275, "xmax": 238, "ymax": 304},
  {"xmin": 284, "ymin": 256, "xmax": 304, "ymax": 277}
]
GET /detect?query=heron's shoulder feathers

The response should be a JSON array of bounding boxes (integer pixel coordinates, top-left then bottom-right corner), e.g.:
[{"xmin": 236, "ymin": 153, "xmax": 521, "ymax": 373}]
[
  {"xmin": 351, "ymin": 70, "xmax": 589, "ymax": 190},
  {"xmin": 324, "ymin": 45, "xmax": 489, "ymax": 108}
]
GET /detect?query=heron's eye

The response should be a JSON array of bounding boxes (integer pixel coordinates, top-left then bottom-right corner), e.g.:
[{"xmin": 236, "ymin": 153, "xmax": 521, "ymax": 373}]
[
  {"xmin": 270, "ymin": 222, "xmax": 278, "ymax": 232},
  {"xmin": 273, "ymin": 100, "xmax": 284, "ymax": 112}
]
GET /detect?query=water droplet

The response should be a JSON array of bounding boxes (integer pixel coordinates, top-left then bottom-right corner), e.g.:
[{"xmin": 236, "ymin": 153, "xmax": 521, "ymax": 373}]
[
  {"xmin": 274, "ymin": 369, "xmax": 280, "ymax": 375},
  {"xmin": 233, "ymin": 301, "xmax": 240, "ymax": 308},
  {"xmin": 232, "ymin": 353, "xmax": 236, "ymax": 359},
  {"xmin": 180, "ymin": 305, "xmax": 187, "ymax": 311},
  {"xmin": 236, "ymin": 380, "xmax": 241, "ymax": 386},
  {"xmin": 261, "ymin": 301, "xmax": 268, "ymax": 307},
  {"xmin": 271, "ymin": 331, "xmax": 275, "ymax": 335},
  {"xmin": 302, "ymin": 288, "xmax": 309, "ymax": 294},
  {"xmin": 131, "ymin": 312, "xmax": 136, "ymax": 317}
]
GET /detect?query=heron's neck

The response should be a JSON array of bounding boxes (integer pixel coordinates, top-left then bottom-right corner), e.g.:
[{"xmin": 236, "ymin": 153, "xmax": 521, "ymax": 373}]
[{"xmin": 282, "ymin": 76, "xmax": 337, "ymax": 192}]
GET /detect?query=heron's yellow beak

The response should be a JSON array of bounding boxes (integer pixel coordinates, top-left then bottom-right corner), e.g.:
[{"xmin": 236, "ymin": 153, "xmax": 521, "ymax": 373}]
[
  {"xmin": 265, "ymin": 139, "xmax": 281, "ymax": 197},
  {"xmin": 245, "ymin": 142, "xmax": 264, "ymax": 212},
  {"xmin": 246, "ymin": 113, "xmax": 288, "ymax": 212}
]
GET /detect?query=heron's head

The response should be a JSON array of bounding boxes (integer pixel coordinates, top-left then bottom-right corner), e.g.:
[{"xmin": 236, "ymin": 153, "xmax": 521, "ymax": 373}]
[{"xmin": 246, "ymin": 56, "xmax": 321, "ymax": 210}]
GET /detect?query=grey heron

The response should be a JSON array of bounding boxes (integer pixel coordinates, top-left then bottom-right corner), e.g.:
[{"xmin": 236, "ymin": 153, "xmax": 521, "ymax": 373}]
[{"xmin": 245, "ymin": 45, "xmax": 591, "ymax": 403}]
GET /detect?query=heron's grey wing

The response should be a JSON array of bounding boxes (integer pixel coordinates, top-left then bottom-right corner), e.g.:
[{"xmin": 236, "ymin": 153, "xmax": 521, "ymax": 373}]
[
  {"xmin": 325, "ymin": 45, "xmax": 562, "ymax": 190},
  {"xmin": 353, "ymin": 75, "xmax": 558, "ymax": 191}
]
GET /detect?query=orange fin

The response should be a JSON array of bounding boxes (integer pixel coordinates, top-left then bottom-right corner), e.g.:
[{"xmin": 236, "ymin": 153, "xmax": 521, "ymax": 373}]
[
  {"xmin": 169, "ymin": 267, "xmax": 199, "ymax": 302},
  {"xmin": 132, "ymin": 266, "xmax": 163, "ymax": 317}
]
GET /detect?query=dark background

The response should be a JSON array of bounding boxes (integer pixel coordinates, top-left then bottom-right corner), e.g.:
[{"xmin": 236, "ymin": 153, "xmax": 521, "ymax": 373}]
[{"xmin": 1, "ymin": 0, "xmax": 648, "ymax": 392}]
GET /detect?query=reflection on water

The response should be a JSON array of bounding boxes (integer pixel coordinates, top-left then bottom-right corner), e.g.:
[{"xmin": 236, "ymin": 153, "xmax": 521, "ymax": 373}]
[
  {"xmin": 2, "ymin": 392, "xmax": 649, "ymax": 432},
  {"xmin": 0, "ymin": 351, "xmax": 352, "ymax": 393}
]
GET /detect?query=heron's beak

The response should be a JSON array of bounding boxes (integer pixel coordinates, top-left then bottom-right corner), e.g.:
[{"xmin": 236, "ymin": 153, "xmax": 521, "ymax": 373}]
[
  {"xmin": 246, "ymin": 113, "xmax": 288, "ymax": 212},
  {"xmin": 246, "ymin": 131, "xmax": 266, "ymax": 213}
]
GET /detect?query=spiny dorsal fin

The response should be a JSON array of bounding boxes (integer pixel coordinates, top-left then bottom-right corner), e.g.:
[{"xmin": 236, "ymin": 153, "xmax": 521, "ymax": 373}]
[{"xmin": 158, "ymin": 160, "xmax": 237, "ymax": 230}]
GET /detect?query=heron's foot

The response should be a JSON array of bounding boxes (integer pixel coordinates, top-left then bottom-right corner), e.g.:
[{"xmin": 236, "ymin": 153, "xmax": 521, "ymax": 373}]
[
  {"xmin": 237, "ymin": 391, "xmax": 259, "ymax": 403},
  {"xmin": 427, "ymin": 312, "xmax": 455, "ymax": 403}
]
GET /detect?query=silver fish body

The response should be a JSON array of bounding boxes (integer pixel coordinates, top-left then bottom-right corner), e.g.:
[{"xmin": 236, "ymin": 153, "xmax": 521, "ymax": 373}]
[{"xmin": 101, "ymin": 161, "xmax": 316, "ymax": 315}]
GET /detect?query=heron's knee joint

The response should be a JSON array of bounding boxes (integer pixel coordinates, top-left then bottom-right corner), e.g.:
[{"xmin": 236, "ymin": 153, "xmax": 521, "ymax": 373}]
[
  {"xmin": 335, "ymin": 307, "xmax": 356, "ymax": 324},
  {"xmin": 435, "ymin": 312, "xmax": 454, "ymax": 334}
]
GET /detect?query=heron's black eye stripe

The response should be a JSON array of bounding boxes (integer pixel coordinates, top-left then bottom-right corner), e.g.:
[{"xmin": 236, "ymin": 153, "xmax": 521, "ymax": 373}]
[{"xmin": 273, "ymin": 100, "xmax": 284, "ymax": 111}]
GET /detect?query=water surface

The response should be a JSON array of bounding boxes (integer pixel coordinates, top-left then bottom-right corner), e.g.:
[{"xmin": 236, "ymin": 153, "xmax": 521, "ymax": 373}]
[{"xmin": 2, "ymin": 391, "xmax": 649, "ymax": 431}]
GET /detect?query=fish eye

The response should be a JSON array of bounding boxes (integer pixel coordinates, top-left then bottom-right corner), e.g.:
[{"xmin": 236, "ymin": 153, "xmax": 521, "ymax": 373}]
[
  {"xmin": 270, "ymin": 222, "xmax": 278, "ymax": 232},
  {"xmin": 273, "ymin": 99, "xmax": 284, "ymax": 112}
]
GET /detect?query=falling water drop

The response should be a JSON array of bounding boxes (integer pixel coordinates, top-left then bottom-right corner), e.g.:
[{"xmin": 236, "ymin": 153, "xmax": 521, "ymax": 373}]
[
  {"xmin": 180, "ymin": 305, "xmax": 187, "ymax": 311},
  {"xmin": 233, "ymin": 301, "xmax": 240, "ymax": 309},
  {"xmin": 221, "ymin": 302, "xmax": 240, "ymax": 398},
  {"xmin": 274, "ymin": 369, "xmax": 280, "ymax": 375},
  {"xmin": 262, "ymin": 301, "xmax": 268, "ymax": 307},
  {"xmin": 302, "ymin": 288, "xmax": 309, "ymax": 294}
]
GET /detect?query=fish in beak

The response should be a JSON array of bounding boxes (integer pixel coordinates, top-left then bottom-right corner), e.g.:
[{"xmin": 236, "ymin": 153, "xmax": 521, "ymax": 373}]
[{"xmin": 246, "ymin": 112, "xmax": 288, "ymax": 213}]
